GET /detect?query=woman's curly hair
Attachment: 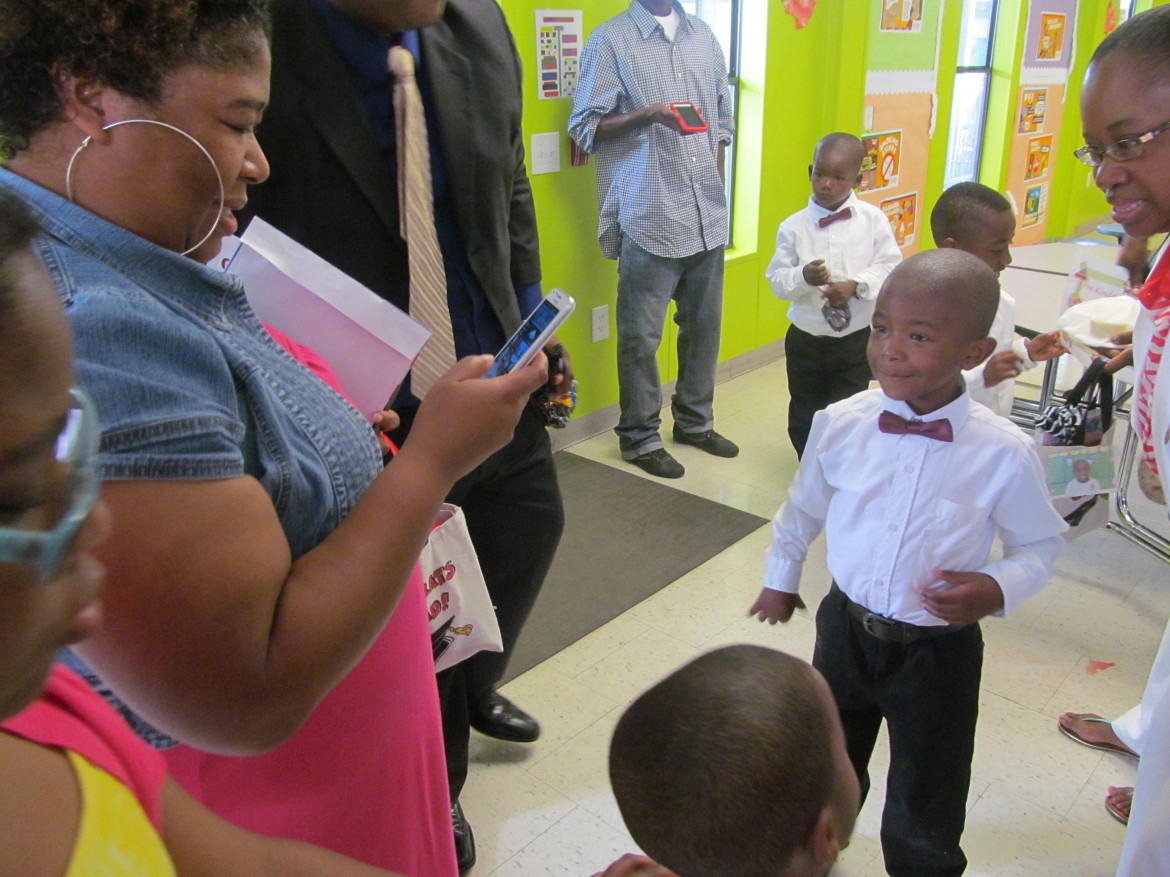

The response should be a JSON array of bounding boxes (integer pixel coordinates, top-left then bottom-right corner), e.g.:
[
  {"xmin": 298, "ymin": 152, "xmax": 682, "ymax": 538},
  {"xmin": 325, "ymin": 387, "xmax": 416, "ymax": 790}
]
[{"xmin": 0, "ymin": 0, "xmax": 270, "ymax": 159}]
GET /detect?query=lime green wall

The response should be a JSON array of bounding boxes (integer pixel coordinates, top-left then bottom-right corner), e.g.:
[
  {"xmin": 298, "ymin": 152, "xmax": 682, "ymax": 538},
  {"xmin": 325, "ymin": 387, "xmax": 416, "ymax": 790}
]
[
  {"xmin": 498, "ymin": 0, "xmax": 872, "ymax": 419},
  {"xmin": 497, "ymin": 0, "xmax": 1149, "ymax": 420}
]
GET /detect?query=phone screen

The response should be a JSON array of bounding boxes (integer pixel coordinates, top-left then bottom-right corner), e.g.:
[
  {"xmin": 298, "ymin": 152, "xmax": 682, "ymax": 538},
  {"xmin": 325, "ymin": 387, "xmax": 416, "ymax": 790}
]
[
  {"xmin": 673, "ymin": 103, "xmax": 704, "ymax": 128},
  {"xmin": 485, "ymin": 298, "xmax": 560, "ymax": 378}
]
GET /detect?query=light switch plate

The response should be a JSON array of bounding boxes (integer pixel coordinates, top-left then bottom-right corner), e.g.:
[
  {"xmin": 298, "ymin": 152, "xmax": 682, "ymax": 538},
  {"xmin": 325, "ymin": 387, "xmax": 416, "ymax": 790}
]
[
  {"xmin": 531, "ymin": 132, "xmax": 561, "ymax": 175},
  {"xmin": 592, "ymin": 305, "xmax": 609, "ymax": 342}
]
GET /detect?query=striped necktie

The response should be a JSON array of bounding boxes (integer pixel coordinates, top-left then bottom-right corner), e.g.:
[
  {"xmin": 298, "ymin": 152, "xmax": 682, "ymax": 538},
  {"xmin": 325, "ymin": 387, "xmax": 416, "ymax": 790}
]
[{"xmin": 389, "ymin": 45, "xmax": 456, "ymax": 398}]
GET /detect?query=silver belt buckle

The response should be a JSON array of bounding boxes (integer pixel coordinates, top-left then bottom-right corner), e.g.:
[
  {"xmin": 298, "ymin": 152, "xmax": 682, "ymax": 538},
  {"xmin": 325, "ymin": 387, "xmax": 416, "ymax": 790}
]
[{"xmin": 862, "ymin": 613, "xmax": 896, "ymax": 638}]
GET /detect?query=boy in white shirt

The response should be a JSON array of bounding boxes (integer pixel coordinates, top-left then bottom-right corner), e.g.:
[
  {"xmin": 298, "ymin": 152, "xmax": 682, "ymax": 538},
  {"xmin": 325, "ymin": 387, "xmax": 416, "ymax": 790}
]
[
  {"xmin": 766, "ymin": 133, "xmax": 902, "ymax": 457},
  {"xmin": 749, "ymin": 249, "xmax": 1066, "ymax": 876},
  {"xmin": 931, "ymin": 182, "xmax": 1065, "ymax": 417}
]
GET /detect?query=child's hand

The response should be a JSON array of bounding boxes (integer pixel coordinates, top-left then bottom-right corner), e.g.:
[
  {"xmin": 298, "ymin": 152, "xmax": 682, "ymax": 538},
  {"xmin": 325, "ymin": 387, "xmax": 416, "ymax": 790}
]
[
  {"xmin": 919, "ymin": 571, "xmax": 1004, "ymax": 625},
  {"xmin": 591, "ymin": 854, "xmax": 680, "ymax": 877},
  {"xmin": 748, "ymin": 589, "xmax": 799, "ymax": 624},
  {"xmin": 822, "ymin": 281, "xmax": 857, "ymax": 309},
  {"xmin": 982, "ymin": 350, "xmax": 1022, "ymax": 387},
  {"xmin": 803, "ymin": 259, "xmax": 831, "ymax": 286},
  {"xmin": 1025, "ymin": 330, "xmax": 1066, "ymax": 362}
]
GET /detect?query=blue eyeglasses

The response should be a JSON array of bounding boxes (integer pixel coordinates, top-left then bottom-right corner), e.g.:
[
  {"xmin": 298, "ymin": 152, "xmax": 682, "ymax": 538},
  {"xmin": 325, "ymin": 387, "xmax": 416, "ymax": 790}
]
[{"xmin": 0, "ymin": 389, "xmax": 100, "ymax": 582}]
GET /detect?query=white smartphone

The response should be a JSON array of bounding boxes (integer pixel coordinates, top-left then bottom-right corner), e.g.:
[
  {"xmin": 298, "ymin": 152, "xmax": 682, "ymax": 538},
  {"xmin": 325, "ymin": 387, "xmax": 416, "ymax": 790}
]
[{"xmin": 484, "ymin": 288, "xmax": 575, "ymax": 378}]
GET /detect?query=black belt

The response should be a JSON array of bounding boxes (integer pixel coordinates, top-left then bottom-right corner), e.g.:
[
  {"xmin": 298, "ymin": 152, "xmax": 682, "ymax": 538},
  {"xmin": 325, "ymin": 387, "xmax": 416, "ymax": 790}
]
[{"xmin": 835, "ymin": 584, "xmax": 964, "ymax": 644}]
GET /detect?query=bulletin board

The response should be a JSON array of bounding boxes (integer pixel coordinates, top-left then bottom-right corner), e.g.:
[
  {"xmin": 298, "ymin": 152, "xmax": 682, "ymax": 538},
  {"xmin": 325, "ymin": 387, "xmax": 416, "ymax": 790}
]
[
  {"xmin": 859, "ymin": 93, "xmax": 933, "ymax": 254},
  {"xmin": 865, "ymin": 0, "xmax": 939, "ymax": 256},
  {"xmin": 1007, "ymin": 0, "xmax": 1077, "ymax": 244}
]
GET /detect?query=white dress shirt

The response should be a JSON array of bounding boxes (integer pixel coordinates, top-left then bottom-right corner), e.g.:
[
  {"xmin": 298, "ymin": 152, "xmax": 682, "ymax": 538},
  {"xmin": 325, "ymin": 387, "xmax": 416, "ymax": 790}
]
[
  {"xmin": 763, "ymin": 389, "xmax": 1067, "ymax": 625},
  {"xmin": 765, "ymin": 192, "xmax": 902, "ymax": 337},
  {"xmin": 963, "ymin": 290, "xmax": 1036, "ymax": 417}
]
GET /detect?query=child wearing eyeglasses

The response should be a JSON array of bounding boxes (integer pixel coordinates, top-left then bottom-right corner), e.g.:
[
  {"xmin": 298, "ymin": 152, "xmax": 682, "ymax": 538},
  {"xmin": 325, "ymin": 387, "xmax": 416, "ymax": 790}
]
[{"xmin": 0, "ymin": 189, "xmax": 403, "ymax": 875}]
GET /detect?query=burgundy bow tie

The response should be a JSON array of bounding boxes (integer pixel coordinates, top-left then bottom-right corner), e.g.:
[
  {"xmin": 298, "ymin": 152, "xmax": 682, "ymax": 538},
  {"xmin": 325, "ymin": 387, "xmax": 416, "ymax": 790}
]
[
  {"xmin": 818, "ymin": 207, "xmax": 853, "ymax": 228},
  {"xmin": 878, "ymin": 410, "xmax": 954, "ymax": 442}
]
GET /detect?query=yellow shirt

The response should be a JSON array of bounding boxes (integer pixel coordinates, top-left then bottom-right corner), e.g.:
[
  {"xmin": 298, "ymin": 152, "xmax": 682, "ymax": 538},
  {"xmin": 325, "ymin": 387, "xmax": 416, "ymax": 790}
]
[{"xmin": 63, "ymin": 751, "xmax": 176, "ymax": 877}]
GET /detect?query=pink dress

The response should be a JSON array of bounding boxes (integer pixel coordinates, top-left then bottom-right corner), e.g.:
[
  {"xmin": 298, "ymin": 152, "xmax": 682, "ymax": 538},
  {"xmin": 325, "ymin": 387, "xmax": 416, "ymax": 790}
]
[{"xmin": 164, "ymin": 325, "xmax": 457, "ymax": 876}]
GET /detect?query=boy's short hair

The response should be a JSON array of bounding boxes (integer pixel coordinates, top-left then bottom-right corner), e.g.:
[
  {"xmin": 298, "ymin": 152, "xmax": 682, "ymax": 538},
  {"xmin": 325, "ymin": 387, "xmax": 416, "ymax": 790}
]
[
  {"xmin": 609, "ymin": 645, "xmax": 835, "ymax": 877},
  {"xmin": 0, "ymin": 188, "xmax": 40, "ymax": 317},
  {"xmin": 886, "ymin": 249, "xmax": 1000, "ymax": 339},
  {"xmin": 930, "ymin": 182, "xmax": 1012, "ymax": 246},
  {"xmin": 813, "ymin": 132, "xmax": 865, "ymax": 172}
]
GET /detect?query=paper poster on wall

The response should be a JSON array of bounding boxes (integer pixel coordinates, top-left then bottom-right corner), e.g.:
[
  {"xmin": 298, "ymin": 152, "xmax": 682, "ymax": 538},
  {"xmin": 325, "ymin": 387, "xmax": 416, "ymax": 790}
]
[
  {"xmin": 880, "ymin": 0, "xmax": 923, "ymax": 32},
  {"xmin": 1036, "ymin": 13, "xmax": 1066, "ymax": 61},
  {"xmin": 860, "ymin": 131, "xmax": 902, "ymax": 192},
  {"xmin": 880, "ymin": 193, "xmax": 918, "ymax": 247},
  {"xmin": 1023, "ymin": 183, "xmax": 1047, "ymax": 228},
  {"xmin": 1021, "ymin": 0, "xmax": 1077, "ymax": 82},
  {"xmin": 1025, "ymin": 135, "xmax": 1053, "ymax": 180},
  {"xmin": 536, "ymin": 10, "xmax": 582, "ymax": 100},
  {"xmin": 1018, "ymin": 88, "xmax": 1047, "ymax": 134}
]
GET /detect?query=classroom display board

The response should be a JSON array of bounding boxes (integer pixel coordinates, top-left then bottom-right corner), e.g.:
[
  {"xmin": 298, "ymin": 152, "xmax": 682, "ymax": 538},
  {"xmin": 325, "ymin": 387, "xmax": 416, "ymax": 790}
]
[
  {"xmin": 1006, "ymin": 0, "xmax": 1077, "ymax": 245},
  {"xmin": 861, "ymin": 0, "xmax": 940, "ymax": 255}
]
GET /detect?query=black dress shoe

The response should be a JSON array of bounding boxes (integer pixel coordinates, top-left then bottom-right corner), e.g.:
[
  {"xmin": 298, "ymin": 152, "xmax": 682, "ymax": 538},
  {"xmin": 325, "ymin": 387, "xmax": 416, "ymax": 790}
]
[
  {"xmin": 629, "ymin": 447, "xmax": 685, "ymax": 479},
  {"xmin": 469, "ymin": 692, "xmax": 541, "ymax": 742},
  {"xmin": 452, "ymin": 800, "xmax": 476, "ymax": 873},
  {"xmin": 672, "ymin": 425, "xmax": 739, "ymax": 458}
]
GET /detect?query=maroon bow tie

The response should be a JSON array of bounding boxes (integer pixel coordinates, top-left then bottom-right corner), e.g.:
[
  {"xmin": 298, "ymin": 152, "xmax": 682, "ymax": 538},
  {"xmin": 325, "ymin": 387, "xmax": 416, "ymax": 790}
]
[
  {"xmin": 818, "ymin": 207, "xmax": 853, "ymax": 228},
  {"xmin": 878, "ymin": 410, "xmax": 953, "ymax": 442}
]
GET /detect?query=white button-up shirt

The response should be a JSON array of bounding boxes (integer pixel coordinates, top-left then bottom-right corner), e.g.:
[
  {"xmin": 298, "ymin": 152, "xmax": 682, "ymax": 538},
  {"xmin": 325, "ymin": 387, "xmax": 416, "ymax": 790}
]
[
  {"xmin": 764, "ymin": 389, "xmax": 1066, "ymax": 625},
  {"xmin": 765, "ymin": 193, "xmax": 903, "ymax": 337}
]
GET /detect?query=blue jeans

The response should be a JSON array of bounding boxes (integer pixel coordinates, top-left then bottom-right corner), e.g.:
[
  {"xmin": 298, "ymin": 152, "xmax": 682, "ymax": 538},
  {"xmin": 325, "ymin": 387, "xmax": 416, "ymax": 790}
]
[{"xmin": 615, "ymin": 237, "xmax": 724, "ymax": 459}]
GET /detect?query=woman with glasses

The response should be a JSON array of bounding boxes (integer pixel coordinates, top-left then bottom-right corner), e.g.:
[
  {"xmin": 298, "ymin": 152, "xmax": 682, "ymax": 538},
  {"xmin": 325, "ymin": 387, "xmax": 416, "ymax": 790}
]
[
  {"xmin": 0, "ymin": 2, "xmax": 545, "ymax": 874},
  {"xmin": 1076, "ymin": 7, "xmax": 1170, "ymax": 874}
]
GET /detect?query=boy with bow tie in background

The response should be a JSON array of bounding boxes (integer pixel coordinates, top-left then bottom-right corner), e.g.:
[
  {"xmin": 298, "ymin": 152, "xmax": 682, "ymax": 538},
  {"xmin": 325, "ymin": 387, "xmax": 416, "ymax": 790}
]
[
  {"xmin": 766, "ymin": 132, "xmax": 903, "ymax": 457},
  {"xmin": 750, "ymin": 249, "xmax": 1066, "ymax": 877}
]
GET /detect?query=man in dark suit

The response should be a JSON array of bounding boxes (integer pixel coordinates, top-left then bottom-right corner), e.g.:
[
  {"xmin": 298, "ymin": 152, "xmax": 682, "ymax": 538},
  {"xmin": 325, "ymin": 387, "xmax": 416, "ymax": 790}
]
[{"xmin": 241, "ymin": 0, "xmax": 566, "ymax": 870}]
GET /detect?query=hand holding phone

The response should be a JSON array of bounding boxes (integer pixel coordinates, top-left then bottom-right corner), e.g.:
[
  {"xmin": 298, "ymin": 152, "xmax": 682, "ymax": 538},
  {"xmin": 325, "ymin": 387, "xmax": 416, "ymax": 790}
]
[
  {"xmin": 669, "ymin": 101, "xmax": 708, "ymax": 134},
  {"xmin": 484, "ymin": 288, "xmax": 576, "ymax": 378}
]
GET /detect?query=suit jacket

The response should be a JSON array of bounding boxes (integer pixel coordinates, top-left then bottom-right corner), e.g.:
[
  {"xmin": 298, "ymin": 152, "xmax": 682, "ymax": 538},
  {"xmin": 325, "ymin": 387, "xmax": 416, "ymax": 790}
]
[{"xmin": 242, "ymin": 0, "xmax": 541, "ymax": 342}]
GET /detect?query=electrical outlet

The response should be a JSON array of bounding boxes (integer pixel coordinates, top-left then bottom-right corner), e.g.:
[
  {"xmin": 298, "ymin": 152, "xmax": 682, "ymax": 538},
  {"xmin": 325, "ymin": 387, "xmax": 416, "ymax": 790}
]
[
  {"xmin": 530, "ymin": 132, "xmax": 561, "ymax": 175},
  {"xmin": 592, "ymin": 305, "xmax": 609, "ymax": 342}
]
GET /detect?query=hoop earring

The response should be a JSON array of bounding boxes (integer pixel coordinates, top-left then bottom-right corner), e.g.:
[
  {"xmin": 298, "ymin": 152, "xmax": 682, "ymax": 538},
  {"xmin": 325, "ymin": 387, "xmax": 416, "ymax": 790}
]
[{"xmin": 65, "ymin": 119, "xmax": 226, "ymax": 258}]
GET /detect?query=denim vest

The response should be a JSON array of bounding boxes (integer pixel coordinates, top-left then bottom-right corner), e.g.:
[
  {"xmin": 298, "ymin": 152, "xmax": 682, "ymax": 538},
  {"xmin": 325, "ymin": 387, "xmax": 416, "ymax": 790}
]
[
  {"xmin": 1, "ymin": 170, "xmax": 382, "ymax": 561},
  {"xmin": 2, "ymin": 170, "xmax": 386, "ymax": 746}
]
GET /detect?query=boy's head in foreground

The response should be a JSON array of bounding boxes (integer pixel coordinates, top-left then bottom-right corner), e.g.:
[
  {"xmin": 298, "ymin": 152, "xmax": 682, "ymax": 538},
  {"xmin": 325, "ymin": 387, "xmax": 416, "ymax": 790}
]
[
  {"xmin": 0, "ymin": 189, "xmax": 108, "ymax": 720},
  {"xmin": 931, "ymin": 182, "xmax": 1016, "ymax": 275},
  {"xmin": 809, "ymin": 133, "xmax": 865, "ymax": 212},
  {"xmin": 609, "ymin": 645, "xmax": 859, "ymax": 877},
  {"xmin": 869, "ymin": 249, "xmax": 999, "ymax": 415}
]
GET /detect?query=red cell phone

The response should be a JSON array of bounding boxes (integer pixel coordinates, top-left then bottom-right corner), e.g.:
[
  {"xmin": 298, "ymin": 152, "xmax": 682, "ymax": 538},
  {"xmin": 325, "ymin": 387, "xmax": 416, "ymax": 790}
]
[{"xmin": 670, "ymin": 101, "xmax": 708, "ymax": 134}]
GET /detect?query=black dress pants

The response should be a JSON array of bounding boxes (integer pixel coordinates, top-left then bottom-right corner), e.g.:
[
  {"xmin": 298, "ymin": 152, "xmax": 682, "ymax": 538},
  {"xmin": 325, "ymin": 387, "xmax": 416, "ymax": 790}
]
[
  {"xmin": 784, "ymin": 324, "xmax": 872, "ymax": 457},
  {"xmin": 812, "ymin": 585, "xmax": 983, "ymax": 877},
  {"xmin": 394, "ymin": 405, "xmax": 563, "ymax": 801}
]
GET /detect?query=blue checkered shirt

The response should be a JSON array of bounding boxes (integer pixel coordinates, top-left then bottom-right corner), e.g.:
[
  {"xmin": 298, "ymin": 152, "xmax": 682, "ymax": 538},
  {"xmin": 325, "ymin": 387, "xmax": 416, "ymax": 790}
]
[{"xmin": 569, "ymin": 1, "xmax": 733, "ymax": 260}]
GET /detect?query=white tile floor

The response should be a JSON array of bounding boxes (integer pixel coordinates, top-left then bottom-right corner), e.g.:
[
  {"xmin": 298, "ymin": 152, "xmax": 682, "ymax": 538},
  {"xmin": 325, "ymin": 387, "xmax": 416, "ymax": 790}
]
[{"xmin": 463, "ymin": 357, "xmax": 1169, "ymax": 876}]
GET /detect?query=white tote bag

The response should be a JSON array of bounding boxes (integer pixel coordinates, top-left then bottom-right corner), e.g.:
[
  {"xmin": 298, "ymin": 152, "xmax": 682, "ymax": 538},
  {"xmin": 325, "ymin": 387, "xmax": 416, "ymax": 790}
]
[{"xmin": 420, "ymin": 504, "xmax": 503, "ymax": 673}]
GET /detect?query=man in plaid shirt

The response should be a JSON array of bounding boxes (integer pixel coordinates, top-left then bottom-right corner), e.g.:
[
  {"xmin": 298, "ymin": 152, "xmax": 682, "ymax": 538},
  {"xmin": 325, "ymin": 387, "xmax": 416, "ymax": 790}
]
[{"xmin": 570, "ymin": 0, "xmax": 737, "ymax": 479}]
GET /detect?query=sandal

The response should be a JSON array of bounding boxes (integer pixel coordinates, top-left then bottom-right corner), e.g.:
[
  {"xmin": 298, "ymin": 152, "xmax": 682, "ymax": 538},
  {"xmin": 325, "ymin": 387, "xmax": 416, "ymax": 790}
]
[
  {"xmin": 1058, "ymin": 713, "xmax": 1140, "ymax": 758},
  {"xmin": 1106, "ymin": 786, "xmax": 1133, "ymax": 825}
]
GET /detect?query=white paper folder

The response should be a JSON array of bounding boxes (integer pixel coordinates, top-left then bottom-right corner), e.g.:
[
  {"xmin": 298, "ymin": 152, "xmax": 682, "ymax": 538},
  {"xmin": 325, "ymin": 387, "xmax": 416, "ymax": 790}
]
[{"xmin": 217, "ymin": 218, "xmax": 431, "ymax": 421}]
